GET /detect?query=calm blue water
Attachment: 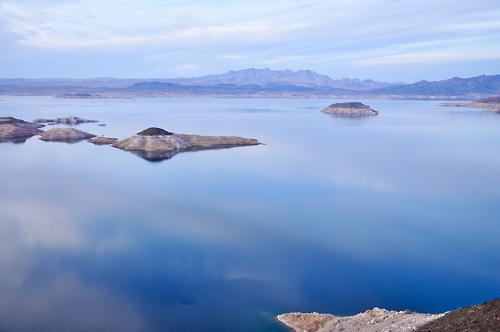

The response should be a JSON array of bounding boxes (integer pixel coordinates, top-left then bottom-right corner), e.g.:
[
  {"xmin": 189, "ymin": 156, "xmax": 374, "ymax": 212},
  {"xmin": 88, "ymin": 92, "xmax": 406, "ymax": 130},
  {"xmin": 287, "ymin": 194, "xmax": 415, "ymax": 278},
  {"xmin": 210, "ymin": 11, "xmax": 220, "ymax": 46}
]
[{"xmin": 0, "ymin": 96, "xmax": 499, "ymax": 331}]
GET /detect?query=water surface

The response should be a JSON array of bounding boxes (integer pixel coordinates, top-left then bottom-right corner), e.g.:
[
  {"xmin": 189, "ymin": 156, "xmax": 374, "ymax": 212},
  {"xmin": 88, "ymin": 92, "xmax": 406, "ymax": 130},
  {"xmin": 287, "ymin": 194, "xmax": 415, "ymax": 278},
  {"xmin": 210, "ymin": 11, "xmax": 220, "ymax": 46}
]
[{"xmin": 1, "ymin": 96, "xmax": 500, "ymax": 331}]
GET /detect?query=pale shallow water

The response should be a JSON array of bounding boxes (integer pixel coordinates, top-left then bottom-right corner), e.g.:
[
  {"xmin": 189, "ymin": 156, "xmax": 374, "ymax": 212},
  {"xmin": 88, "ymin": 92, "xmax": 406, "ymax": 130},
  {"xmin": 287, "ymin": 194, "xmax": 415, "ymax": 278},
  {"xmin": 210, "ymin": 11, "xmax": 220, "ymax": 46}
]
[{"xmin": 0, "ymin": 96, "xmax": 499, "ymax": 331}]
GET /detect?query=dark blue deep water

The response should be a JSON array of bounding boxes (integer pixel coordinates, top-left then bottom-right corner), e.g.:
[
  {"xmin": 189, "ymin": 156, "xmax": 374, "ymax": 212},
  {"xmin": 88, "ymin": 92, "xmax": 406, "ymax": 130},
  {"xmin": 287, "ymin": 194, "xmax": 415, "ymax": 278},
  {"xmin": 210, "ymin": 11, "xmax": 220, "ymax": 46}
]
[{"xmin": 0, "ymin": 96, "xmax": 499, "ymax": 331}]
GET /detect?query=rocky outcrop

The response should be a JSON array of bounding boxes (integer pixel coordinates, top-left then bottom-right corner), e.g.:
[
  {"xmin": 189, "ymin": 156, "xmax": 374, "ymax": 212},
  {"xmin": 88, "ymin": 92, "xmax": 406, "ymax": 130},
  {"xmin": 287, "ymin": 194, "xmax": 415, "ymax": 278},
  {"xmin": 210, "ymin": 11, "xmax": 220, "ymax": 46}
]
[
  {"xmin": 416, "ymin": 299, "xmax": 500, "ymax": 332},
  {"xmin": 0, "ymin": 117, "xmax": 44, "ymax": 143},
  {"xmin": 39, "ymin": 128, "xmax": 96, "ymax": 143},
  {"xmin": 277, "ymin": 309, "xmax": 443, "ymax": 332},
  {"xmin": 113, "ymin": 127, "xmax": 262, "ymax": 161},
  {"xmin": 322, "ymin": 102, "xmax": 378, "ymax": 117},
  {"xmin": 34, "ymin": 116, "xmax": 98, "ymax": 126},
  {"xmin": 137, "ymin": 127, "xmax": 173, "ymax": 136},
  {"xmin": 87, "ymin": 136, "xmax": 118, "ymax": 145}
]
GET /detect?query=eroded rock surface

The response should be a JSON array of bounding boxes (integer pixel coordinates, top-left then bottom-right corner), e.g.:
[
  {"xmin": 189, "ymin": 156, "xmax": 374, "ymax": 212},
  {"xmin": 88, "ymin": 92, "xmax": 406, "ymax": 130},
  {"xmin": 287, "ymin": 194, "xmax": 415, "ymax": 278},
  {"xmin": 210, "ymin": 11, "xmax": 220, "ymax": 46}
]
[
  {"xmin": 113, "ymin": 127, "xmax": 262, "ymax": 161},
  {"xmin": 277, "ymin": 309, "xmax": 443, "ymax": 332},
  {"xmin": 322, "ymin": 102, "xmax": 378, "ymax": 117},
  {"xmin": 416, "ymin": 299, "xmax": 500, "ymax": 332},
  {"xmin": 0, "ymin": 117, "xmax": 44, "ymax": 143},
  {"xmin": 87, "ymin": 136, "xmax": 118, "ymax": 145},
  {"xmin": 39, "ymin": 128, "xmax": 96, "ymax": 143},
  {"xmin": 34, "ymin": 116, "xmax": 98, "ymax": 126}
]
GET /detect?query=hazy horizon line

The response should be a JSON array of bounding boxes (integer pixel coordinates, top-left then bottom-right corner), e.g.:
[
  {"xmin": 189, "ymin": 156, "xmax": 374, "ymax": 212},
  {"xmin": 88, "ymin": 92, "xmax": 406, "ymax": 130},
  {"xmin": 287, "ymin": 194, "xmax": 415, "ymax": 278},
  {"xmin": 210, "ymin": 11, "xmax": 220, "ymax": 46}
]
[{"xmin": 1, "ymin": 68, "xmax": 499, "ymax": 84}]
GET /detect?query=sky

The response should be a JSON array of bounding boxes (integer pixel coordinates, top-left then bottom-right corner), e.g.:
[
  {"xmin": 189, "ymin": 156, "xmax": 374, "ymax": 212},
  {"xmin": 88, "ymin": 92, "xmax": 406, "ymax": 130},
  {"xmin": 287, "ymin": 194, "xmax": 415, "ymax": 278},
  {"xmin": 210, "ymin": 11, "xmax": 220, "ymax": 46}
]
[{"xmin": 0, "ymin": 0, "xmax": 499, "ymax": 82}]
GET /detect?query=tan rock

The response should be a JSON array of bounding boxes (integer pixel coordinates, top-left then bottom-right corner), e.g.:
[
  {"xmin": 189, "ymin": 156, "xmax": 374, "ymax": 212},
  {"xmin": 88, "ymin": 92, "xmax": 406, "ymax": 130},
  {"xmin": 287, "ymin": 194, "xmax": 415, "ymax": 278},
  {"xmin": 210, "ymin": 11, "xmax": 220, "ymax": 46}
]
[{"xmin": 39, "ymin": 128, "xmax": 96, "ymax": 143}]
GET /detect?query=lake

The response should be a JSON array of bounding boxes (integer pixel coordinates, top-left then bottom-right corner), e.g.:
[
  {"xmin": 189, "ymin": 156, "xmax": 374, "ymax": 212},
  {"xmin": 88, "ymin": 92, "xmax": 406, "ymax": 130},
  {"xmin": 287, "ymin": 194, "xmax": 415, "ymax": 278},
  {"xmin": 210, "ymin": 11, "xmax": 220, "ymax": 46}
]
[{"xmin": 1, "ymin": 96, "xmax": 499, "ymax": 331}]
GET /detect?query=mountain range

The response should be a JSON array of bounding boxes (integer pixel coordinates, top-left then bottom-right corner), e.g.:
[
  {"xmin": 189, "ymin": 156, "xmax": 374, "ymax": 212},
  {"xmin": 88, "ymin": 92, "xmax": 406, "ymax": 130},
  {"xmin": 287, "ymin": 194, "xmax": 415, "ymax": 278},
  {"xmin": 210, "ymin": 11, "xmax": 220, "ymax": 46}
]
[
  {"xmin": 163, "ymin": 68, "xmax": 398, "ymax": 91},
  {"xmin": 1, "ymin": 68, "xmax": 499, "ymax": 99},
  {"xmin": 371, "ymin": 75, "xmax": 500, "ymax": 96}
]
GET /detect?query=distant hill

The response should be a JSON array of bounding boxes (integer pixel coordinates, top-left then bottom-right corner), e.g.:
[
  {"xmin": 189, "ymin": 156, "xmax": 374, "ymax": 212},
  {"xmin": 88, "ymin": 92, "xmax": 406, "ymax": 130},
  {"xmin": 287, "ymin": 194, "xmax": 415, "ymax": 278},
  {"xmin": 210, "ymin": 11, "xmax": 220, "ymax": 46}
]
[
  {"xmin": 371, "ymin": 75, "xmax": 500, "ymax": 96},
  {"xmin": 168, "ymin": 68, "xmax": 398, "ymax": 91}
]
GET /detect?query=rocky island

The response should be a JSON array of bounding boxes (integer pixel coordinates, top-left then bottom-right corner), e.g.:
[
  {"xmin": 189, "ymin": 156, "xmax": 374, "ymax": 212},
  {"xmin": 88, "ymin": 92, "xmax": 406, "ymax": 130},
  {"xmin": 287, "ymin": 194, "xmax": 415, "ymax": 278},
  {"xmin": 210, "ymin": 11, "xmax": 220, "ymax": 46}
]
[
  {"xmin": 0, "ymin": 117, "xmax": 44, "ymax": 143},
  {"xmin": 277, "ymin": 298, "xmax": 500, "ymax": 332},
  {"xmin": 322, "ymin": 102, "xmax": 378, "ymax": 117},
  {"xmin": 34, "ymin": 116, "xmax": 98, "ymax": 126},
  {"xmin": 39, "ymin": 128, "xmax": 96, "ymax": 143},
  {"xmin": 113, "ymin": 127, "xmax": 262, "ymax": 161}
]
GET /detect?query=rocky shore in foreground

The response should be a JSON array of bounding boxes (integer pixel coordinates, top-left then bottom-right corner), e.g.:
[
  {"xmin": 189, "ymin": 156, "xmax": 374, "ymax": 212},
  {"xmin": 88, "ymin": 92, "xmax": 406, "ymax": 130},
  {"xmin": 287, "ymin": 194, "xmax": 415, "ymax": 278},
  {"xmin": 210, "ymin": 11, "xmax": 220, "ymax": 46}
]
[
  {"xmin": 277, "ymin": 299, "xmax": 500, "ymax": 332},
  {"xmin": 277, "ymin": 309, "xmax": 442, "ymax": 332}
]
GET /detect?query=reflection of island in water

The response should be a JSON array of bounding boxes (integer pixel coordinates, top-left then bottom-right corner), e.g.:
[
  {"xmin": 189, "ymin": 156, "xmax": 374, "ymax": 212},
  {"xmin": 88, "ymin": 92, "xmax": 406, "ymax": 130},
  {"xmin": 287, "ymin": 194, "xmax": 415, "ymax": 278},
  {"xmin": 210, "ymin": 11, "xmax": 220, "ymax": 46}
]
[
  {"xmin": 126, "ymin": 148, "xmax": 180, "ymax": 162},
  {"xmin": 0, "ymin": 136, "xmax": 32, "ymax": 144}
]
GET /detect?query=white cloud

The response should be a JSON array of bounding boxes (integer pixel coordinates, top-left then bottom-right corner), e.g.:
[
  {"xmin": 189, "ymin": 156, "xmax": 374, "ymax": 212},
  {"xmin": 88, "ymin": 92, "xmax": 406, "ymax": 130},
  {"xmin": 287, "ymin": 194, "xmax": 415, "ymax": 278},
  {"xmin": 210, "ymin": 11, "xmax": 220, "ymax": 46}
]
[
  {"xmin": 173, "ymin": 63, "xmax": 200, "ymax": 74},
  {"xmin": 0, "ymin": 1, "xmax": 309, "ymax": 48},
  {"xmin": 0, "ymin": 0, "xmax": 499, "ymax": 78}
]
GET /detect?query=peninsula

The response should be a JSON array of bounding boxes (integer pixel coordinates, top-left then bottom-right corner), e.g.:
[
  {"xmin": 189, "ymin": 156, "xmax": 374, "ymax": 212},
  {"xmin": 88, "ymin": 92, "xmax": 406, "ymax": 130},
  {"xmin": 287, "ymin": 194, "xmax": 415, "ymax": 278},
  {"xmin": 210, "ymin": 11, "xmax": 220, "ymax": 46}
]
[{"xmin": 442, "ymin": 96, "xmax": 500, "ymax": 114}]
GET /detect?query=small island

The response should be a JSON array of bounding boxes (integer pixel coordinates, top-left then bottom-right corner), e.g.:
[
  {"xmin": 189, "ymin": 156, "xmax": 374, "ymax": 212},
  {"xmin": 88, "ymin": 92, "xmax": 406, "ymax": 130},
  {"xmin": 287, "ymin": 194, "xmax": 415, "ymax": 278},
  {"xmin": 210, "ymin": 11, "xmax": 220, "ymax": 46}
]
[
  {"xmin": 0, "ymin": 117, "xmax": 44, "ymax": 143},
  {"xmin": 322, "ymin": 102, "xmax": 379, "ymax": 117},
  {"xmin": 34, "ymin": 116, "xmax": 98, "ymax": 126},
  {"xmin": 113, "ymin": 127, "xmax": 262, "ymax": 161},
  {"xmin": 39, "ymin": 128, "xmax": 96, "ymax": 143}
]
